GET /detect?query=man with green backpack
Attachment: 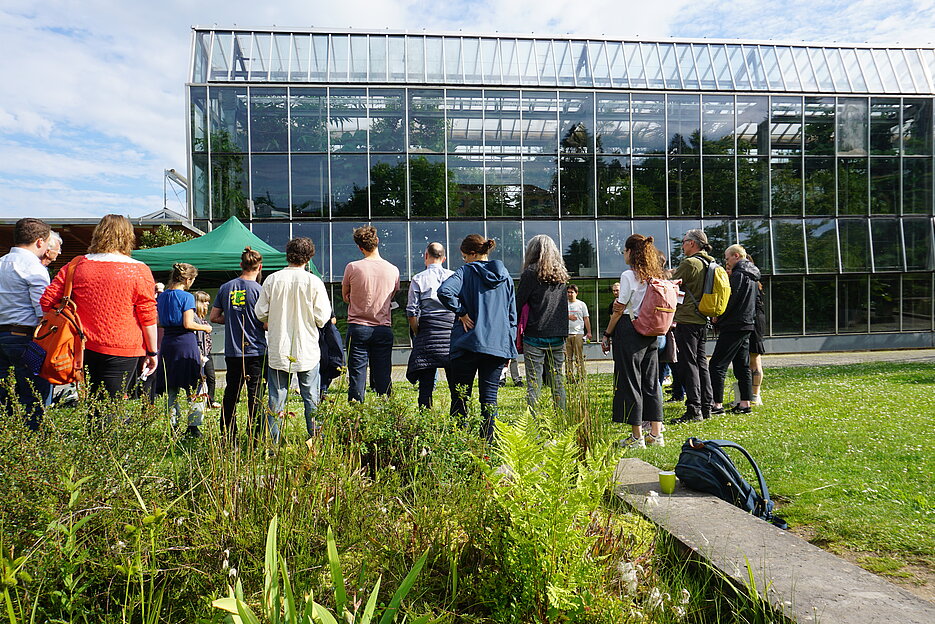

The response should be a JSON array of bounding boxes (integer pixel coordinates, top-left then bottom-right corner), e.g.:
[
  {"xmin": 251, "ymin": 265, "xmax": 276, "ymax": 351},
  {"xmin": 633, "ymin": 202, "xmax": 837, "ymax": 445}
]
[{"xmin": 669, "ymin": 229, "xmax": 731, "ymax": 424}]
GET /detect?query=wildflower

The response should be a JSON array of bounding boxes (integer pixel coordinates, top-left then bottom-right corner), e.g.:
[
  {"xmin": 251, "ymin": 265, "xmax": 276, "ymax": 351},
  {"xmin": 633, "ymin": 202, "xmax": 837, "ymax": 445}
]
[
  {"xmin": 646, "ymin": 490, "xmax": 660, "ymax": 507},
  {"xmin": 616, "ymin": 560, "xmax": 639, "ymax": 594},
  {"xmin": 680, "ymin": 588, "xmax": 690, "ymax": 604},
  {"xmin": 648, "ymin": 587, "xmax": 664, "ymax": 609},
  {"xmin": 228, "ymin": 567, "xmax": 238, "ymax": 578},
  {"xmin": 672, "ymin": 604, "xmax": 686, "ymax": 618},
  {"xmin": 420, "ymin": 447, "xmax": 430, "ymax": 457}
]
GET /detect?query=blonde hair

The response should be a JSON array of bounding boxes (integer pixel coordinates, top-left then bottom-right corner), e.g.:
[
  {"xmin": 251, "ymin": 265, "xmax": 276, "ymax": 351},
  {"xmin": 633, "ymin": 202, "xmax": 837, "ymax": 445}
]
[
  {"xmin": 725, "ymin": 244, "xmax": 747, "ymax": 258},
  {"xmin": 88, "ymin": 214, "xmax": 136, "ymax": 255},
  {"xmin": 194, "ymin": 291, "xmax": 211, "ymax": 318}
]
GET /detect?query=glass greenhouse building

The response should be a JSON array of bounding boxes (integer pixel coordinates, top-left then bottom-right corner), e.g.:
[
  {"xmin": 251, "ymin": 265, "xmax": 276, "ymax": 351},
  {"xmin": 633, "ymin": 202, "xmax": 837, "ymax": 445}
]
[{"xmin": 187, "ymin": 28, "xmax": 935, "ymax": 351}]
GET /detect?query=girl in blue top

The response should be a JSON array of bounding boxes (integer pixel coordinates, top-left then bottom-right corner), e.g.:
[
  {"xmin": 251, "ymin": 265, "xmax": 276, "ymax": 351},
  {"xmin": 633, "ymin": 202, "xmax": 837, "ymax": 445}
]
[{"xmin": 157, "ymin": 263, "xmax": 212, "ymax": 437}]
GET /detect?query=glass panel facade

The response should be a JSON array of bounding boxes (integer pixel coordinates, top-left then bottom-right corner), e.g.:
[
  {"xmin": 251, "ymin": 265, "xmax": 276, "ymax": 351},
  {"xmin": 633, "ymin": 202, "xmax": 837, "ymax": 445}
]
[{"xmin": 191, "ymin": 31, "xmax": 935, "ymax": 348}]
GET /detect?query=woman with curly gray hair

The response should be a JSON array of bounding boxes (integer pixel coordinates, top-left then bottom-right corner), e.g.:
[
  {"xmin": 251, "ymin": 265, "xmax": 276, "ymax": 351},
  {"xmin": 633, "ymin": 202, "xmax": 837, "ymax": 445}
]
[{"xmin": 516, "ymin": 234, "xmax": 570, "ymax": 412}]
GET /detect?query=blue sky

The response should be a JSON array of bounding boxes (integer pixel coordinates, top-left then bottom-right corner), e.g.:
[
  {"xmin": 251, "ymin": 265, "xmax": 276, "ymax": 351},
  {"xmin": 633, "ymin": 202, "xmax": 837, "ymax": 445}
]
[{"xmin": 1, "ymin": 0, "xmax": 933, "ymax": 219}]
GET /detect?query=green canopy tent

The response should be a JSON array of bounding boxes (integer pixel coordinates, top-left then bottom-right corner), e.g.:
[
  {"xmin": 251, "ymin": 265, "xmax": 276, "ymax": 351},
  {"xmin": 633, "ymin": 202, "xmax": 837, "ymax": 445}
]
[{"xmin": 132, "ymin": 216, "xmax": 322, "ymax": 277}]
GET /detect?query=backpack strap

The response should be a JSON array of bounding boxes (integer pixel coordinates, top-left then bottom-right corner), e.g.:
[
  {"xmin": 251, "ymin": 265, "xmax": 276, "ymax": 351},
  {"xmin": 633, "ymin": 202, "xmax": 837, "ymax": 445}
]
[
  {"xmin": 681, "ymin": 255, "xmax": 710, "ymax": 310},
  {"xmin": 702, "ymin": 439, "xmax": 772, "ymax": 506}
]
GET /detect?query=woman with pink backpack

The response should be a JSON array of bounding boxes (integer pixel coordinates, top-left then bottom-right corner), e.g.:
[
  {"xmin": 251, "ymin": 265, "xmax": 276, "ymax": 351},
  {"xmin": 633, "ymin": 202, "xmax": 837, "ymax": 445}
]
[{"xmin": 600, "ymin": 234, "xmax": 668, "ymax": 449}]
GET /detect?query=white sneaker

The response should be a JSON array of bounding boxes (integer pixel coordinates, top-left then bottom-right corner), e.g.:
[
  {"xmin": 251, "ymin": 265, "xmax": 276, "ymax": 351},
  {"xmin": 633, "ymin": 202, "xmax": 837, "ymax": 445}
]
[
  {"xmin": 619, "ymin": 435, "xmax": 646, "ymax": 449},
  {"xmin": 751, "ymin": 394, "xmax": 763, "ymax": 406},
  {"xmin": 645, "ymin": 433, "xmax": 665, "ymax": 447}
]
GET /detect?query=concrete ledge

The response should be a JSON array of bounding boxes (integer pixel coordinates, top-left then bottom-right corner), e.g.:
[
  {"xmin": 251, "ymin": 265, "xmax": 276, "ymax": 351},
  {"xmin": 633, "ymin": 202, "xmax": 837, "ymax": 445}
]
[{"xmin": 614, "ymin": 457, "xmax": 935, "ymax": 624}]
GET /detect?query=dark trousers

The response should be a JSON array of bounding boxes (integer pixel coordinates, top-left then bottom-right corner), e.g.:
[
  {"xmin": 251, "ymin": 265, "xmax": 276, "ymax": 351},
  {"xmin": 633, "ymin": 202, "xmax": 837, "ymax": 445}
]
[
  {"xmin": 0, "ymin": 331, "xmax": 50, "ymax": 431},
  {"xmin": 85, "ymin": 350, "xmax": 142, "ymax": 399},
  {"xmin": 674, "ymin": 323, "xmax": 712, "ymax": 418},
  {"xmin": 203, "ymin": 357, "xmax": 216, "ymax": 402},
  {"xmin": 448, "ymin": 352, "xmax": 506, "ymax": 442},
  {"xmin": 222, "ymin": 355, "xmax": 265, "ymax": 439},
  {"xmin": 415, "ymin": 367, "xmax": 451, "ymax": 410},
  {"xmin": 84, "ymin": 349, "xmax": 143, "ymax": 428},
  {"xmin": 346, "ymin": 324, "xmax": 394, "ymax": 403},
  {"xmin": 709, "ymin": 329, "xmax": 753, "ymax": 405},
  {"xmin": 611, "ymin": 318, "xmax": 662, "ymax": 426}
]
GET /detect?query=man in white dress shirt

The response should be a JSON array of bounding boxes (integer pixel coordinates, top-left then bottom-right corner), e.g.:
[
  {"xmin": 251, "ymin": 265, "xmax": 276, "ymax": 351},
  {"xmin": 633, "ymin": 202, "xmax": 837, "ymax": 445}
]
[{"xmin": 255, "ymin": 237, "xmax": 331, "ymax": 442}]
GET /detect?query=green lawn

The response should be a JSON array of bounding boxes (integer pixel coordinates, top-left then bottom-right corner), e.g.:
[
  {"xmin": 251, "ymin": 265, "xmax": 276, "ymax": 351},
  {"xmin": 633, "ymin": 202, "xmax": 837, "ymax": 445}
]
[{"xmin": 539, "ymin": 361, "xmax": 935, "ymax": 576}]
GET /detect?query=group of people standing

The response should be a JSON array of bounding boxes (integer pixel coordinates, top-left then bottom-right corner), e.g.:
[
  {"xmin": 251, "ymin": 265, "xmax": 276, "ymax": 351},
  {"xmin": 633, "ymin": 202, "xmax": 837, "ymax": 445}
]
[
  {"xmin": 1, "ymin": 215, "xmax": 763, "ymax": 448},
  {"xmin": 604, "ymin": 229, "xmax": 766, "ymax": 449}
]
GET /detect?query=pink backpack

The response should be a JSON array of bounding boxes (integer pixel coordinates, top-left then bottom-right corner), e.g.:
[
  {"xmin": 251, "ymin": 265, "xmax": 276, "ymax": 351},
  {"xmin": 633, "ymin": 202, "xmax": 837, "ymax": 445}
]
[{"xmin": 632, "ymin": 278, "xmax": 680, "ymax": 337}]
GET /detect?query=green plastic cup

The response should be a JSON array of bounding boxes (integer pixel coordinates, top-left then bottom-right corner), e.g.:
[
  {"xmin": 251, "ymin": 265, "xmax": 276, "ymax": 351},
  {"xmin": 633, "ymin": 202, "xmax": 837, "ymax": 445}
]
[{"xmin": 659, "ymin": 471, "xmax": 676, "ymax": 495}]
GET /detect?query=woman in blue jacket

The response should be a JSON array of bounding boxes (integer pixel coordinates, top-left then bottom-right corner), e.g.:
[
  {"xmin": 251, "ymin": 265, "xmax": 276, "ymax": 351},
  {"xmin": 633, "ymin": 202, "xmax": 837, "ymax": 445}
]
[{"xmin": 438, "ymin": 234, "xmax": 517, "ymax": 441}]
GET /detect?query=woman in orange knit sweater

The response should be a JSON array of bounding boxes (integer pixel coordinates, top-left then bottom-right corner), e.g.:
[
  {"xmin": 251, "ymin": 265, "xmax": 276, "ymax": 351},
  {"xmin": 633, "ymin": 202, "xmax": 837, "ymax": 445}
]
[{"xmin": 41, "ymin": 214, "xmax": 158, "ymax": 425}]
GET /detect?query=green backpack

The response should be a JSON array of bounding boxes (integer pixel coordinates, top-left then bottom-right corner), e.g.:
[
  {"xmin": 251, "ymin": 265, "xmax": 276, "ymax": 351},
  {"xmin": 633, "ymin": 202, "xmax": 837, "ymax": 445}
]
[{"xmin": 691, "ymin": 256, "xmax": 731, "ymax": 318}]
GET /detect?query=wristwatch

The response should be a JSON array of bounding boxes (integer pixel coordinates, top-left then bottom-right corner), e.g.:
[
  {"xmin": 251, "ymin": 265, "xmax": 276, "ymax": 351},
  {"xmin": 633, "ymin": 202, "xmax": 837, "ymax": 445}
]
[{"xmin": 146, "ymin": 350, "xmax": 158, "ymax": 357}]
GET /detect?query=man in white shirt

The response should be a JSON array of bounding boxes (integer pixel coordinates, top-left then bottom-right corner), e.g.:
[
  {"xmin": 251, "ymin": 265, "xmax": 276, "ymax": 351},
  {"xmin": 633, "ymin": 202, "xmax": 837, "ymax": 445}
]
[
  {"xmin": 0, "ymin": 218, "xmax": 53, "ymax": 430},
  {"xmin": 255, "ymin": 237, "xmax": 331, "ymax": 442},
  {"xmin": 565, "ymin": 284, "xmax": 591, "ymax": 381}
]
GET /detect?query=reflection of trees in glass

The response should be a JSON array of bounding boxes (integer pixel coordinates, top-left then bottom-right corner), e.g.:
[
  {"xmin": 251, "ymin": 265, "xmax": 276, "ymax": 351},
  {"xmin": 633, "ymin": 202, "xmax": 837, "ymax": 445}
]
[
  {"xmin": 805, "ymin": 219, "xmax": 838, "ymax": 272},
  {"xmin": 804, "ymin": 277, "xmax": 836, "ymax": 333},
  {"xmin": 771, "ymin": 159, "xmax": 802, "ymax": 215},
  {"xmin": 597, "ymin": 156, "xmax": 630, "ymax": 216},
  {"xmin": 411, "ymin": 156, "xmax": 460, "ymax": 217},
  {"xmin": 555, "ymin": 123, "xmax": 594, "ymax": 215},
  {"xmin": 369, "ymin": 114, "xmax": 405, "ymax": 152},
  {"xmin": 736, "ymin": 220, "xmax": 771, "ymax": 273},
  {"xmin": 902, "ymin": 99, "xmax": 932, "ymax": 156},
  {"xmin": 632, "ymin": 158, "xmax": 666, "ymax": 216},
  {"xmin": 838, "ymin": 158, "xmax": 868, "ymax": 215},
  {"xmin": 804, "ymin": 158, "xmax": 835, "ymax": 215},
  {"xmin": 839, "ymin": 220, "xmax": 870, "ymax": 271},
  {"xmin": 333, "ymin": 155, "xmax": 459, "ymax": 218},
  {"xmin": 769, "ymin": 276, "xmax": 803, "ymax": 334},
  {"xmin": 204, "ymin": 130, "xmax": 248, "ymax": 219},
  {"xmin": 250, "ymin": 96, "xmax": 288, "ymax": 151},
  {"xmin": 409, "ymin": 101, "xmax": 446, "ymax": 152},
  {"xmin": 290, "ymin": 99, "xmax": 327, "ymax": 152},
  {"xmin": 563, "ymin": 238, "xmax": 595, "ymax": 276}
]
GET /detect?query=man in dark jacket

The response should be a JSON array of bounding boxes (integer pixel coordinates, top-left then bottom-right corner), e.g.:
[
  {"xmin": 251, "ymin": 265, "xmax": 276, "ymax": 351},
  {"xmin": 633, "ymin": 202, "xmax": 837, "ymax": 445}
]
[
  {"xmin": 670, "ymin": 229, "xmax": 718, "ymax": 424},
  {"xmin": 709, "ymin": 244, "xmax": 761, "ymax": 415}
]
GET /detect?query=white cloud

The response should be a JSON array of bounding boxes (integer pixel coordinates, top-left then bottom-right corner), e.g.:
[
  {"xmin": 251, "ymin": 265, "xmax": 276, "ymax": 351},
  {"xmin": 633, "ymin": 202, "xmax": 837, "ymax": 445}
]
[
  {"xmin": 0, "ymin": 178, "xmax": 162, "ymax": 219},
  {"xmin": 1, "ymin": 0, "xmax": 933, "ymax": 221}
]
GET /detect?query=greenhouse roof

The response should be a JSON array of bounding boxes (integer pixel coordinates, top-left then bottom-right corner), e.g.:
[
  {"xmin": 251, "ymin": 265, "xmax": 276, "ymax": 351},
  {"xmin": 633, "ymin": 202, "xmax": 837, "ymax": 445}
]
[{"xmin": 191, "ymin": 27, "xmax": 935, "ymax": 94}]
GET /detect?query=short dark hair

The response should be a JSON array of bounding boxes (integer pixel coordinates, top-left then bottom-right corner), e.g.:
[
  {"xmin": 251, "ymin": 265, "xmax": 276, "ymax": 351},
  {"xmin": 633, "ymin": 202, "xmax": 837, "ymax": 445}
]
[
  {"xmin": 567, "ymin": 284, "xmax": 578, "ymax": 293},
  {"xmin": 353, "ymin": 226, "xmax": 379, "ymax": 252},
  {"xmin": 426, "ymin": 242, "xmax": 445, "ymax": 259},
  {"xmin": 286, "ymin": 237, "xmax": 315, "ymax": 266},
  {"xmin": 14, "ymin": 218, "xmax": 51, "ymax": 247}
]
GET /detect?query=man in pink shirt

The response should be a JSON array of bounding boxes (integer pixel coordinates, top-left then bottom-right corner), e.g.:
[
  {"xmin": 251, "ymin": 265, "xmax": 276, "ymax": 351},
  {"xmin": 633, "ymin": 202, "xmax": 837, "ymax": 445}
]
[{"xmin": 341, "ymin": 226, "xmax": 400, "ymax": 402}]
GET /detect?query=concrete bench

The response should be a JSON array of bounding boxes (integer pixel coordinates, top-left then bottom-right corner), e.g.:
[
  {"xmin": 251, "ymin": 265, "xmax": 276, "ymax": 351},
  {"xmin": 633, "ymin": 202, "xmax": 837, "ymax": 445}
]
[{"xmin": 614, "ymin": 457, "xmax": 935, "ymax": 624}]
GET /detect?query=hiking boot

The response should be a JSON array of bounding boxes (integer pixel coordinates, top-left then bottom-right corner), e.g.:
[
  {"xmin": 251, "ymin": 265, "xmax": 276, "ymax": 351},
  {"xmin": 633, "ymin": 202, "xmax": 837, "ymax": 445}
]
[
  {"xmin": 645, "ymin": 432, "xmax": 665, "ymax": 447},
  {"xmin": 670, "ymin": 413, "xmax": 703, "ymax": 425},
  {"xmin": 618, "ymin": 435, "xmax": 646, "ymax": 449}
]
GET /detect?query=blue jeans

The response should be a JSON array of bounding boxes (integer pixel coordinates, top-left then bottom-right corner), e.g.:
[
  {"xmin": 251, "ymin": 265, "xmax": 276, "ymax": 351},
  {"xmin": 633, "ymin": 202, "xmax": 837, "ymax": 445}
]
[
  {"xmin": 346, "ymin": 324, "xmax": 394, "ymax": 403},
  {"xmin": 0, "ymin": 331, "xmax": 50, "ymax": 431},
  {"xmin": 168, "ymin": 386, "xmax": 205, "ymax": 429},
  {"xmin": 522, "ymin": 339, "xmax": 567, "ymax": 412},
  {"xmin": 448, "ymin": 351, "xmax": 506, "ymax": 441},
  {"xmin": 268, "ymin": 365, "xmax": 320, "ymax": 442}
]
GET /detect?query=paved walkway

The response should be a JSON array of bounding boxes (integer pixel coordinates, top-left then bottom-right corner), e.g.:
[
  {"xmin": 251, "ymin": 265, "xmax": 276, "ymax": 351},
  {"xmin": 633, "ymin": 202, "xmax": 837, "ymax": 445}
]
[{"xmin": 382, "ymin": 348, "xmax": 935, "ymax": 382}]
